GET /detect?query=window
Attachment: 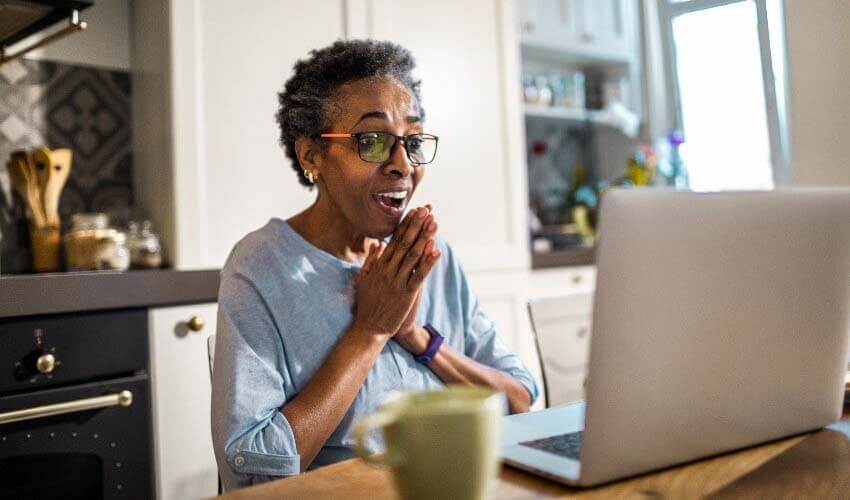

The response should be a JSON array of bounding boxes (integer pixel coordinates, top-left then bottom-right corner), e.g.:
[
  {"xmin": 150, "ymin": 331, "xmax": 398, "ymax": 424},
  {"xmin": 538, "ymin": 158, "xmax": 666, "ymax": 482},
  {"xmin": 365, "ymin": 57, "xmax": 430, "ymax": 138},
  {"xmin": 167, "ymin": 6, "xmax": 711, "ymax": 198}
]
[{"xmin": 658, "ymin": 0, "xmax": 789, "ymax": 191}]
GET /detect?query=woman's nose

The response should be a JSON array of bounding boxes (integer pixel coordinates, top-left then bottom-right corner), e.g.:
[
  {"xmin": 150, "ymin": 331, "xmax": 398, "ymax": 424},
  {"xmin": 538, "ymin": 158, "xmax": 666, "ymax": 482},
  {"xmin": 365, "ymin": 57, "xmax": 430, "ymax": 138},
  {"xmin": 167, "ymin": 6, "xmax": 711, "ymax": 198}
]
[{"xmin": 382, "ymin": 138, "xmax": 413, "ymax": 178}]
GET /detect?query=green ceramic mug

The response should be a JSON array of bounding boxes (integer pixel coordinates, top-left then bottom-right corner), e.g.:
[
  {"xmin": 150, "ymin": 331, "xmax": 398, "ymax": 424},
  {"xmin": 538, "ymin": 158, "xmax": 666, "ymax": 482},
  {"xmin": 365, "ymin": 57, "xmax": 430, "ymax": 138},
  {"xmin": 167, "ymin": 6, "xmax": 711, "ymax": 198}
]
[{"xmin": 353, "ymin": 386, "xmax": 503, "ymax": 500}]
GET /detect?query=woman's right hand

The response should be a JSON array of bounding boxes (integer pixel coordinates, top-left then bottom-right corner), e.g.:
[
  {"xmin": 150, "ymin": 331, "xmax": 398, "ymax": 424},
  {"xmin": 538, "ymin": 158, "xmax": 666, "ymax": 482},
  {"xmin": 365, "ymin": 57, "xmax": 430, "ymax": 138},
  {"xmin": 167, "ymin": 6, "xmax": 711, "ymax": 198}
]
[{"xmin": 353, "ymin": 206, "xmax": 440, "ymax": 337}]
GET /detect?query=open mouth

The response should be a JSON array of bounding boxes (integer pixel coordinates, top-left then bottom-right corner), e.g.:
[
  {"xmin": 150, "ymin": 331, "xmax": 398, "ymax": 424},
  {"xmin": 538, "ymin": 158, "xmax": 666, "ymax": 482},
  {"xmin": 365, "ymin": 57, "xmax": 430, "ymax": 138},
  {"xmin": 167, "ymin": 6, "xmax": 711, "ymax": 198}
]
[{"xmin": 371, "ymin": 191, "xmax": 408, "ymax": 217}]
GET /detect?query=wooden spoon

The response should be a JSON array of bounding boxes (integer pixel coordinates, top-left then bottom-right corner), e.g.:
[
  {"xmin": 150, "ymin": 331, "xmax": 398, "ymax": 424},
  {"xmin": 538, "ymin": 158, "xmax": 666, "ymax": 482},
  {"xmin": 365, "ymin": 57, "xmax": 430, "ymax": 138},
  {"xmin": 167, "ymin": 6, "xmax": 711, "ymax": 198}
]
[
  {"xmin": 33, "ymin": 147, "xmax": 50, "ymax": 193},
  {"xmin": 11, "ymin": 151, "xmax": 46, "ymax": 227},
  {"xmin": 7, "ymin": 157, "xmax": 28, "ymax": 202},
  {"xmin": 33, "ymin": 147, "xmax": 72, "ymax": 227}
]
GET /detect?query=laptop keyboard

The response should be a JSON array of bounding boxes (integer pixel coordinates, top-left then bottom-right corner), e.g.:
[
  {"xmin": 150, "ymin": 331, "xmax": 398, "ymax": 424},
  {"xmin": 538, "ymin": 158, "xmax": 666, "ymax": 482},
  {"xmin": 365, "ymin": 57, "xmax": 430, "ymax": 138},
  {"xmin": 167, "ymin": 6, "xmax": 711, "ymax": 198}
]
[{"xmin": 520, "ymin": 431, "xmax": 583, "ymax": 460}]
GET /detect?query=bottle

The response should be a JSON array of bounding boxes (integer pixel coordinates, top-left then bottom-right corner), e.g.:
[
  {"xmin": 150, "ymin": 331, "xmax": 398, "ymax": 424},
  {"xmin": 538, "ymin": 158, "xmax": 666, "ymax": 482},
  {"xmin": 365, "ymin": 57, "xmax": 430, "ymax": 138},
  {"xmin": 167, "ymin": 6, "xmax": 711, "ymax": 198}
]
[
  {"xmin": 127, "ymin": 220, "xmax": 163, "ymax": 269},
  {"xmin": 534, "ymin": 76, "xmax": 553, "ymax": 106},
  {"xmin": 667, "ymin": 131, "xmax": 689, "ymax": 189}
]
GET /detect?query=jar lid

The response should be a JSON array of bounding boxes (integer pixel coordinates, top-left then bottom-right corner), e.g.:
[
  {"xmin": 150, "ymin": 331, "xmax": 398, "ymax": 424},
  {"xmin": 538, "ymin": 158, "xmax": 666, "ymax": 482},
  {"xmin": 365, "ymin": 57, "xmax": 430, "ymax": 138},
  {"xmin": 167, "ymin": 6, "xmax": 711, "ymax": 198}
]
[{"xmin": 70, "ymin": 213, "xmax": 110, "ymax": 231}]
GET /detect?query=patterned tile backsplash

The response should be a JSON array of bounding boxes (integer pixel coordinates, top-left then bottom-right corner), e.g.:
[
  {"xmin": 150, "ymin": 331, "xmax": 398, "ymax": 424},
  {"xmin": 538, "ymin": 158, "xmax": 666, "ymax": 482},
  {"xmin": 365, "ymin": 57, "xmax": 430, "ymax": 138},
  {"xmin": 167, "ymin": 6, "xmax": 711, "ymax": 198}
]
[{"xmin": 0, "ymin": 58, "xmax": 134, "ymax": 273}]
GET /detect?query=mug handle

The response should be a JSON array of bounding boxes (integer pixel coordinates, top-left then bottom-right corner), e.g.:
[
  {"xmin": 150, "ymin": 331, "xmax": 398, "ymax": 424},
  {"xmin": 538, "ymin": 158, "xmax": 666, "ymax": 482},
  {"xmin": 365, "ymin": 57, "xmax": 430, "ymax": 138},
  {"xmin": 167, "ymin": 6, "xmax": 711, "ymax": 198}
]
[{"xmin": 353, "ymin": 410, "xmax": 400, "ymax": 467}]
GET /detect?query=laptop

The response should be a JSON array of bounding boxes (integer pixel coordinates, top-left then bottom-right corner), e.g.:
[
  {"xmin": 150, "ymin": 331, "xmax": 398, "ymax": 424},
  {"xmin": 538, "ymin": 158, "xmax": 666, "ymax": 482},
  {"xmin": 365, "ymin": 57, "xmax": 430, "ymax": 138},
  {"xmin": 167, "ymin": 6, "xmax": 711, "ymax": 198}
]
[{"xmin": 501, "ymin": 189, "xmax": 850, "ymax": 487}]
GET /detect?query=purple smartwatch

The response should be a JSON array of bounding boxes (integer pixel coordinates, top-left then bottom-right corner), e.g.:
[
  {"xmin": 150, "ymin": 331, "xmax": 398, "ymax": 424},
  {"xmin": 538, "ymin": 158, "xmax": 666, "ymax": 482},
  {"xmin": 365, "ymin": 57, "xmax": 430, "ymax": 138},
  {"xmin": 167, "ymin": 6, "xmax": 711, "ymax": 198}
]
[{"xmin": 413, "ymin": 324, "xmax": 444, "ymax": 364}]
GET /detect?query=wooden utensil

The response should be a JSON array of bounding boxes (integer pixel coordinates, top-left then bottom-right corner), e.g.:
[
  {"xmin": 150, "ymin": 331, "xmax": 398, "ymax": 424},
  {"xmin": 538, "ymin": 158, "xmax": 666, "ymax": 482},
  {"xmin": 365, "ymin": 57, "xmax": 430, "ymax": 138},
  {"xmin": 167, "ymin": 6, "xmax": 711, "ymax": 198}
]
[
  {"xmin": 6, "ymin": 158, "xmax": 28, "ymax": 202},
  {"xmin": 32, "ymin": 147, "xmax": 51, "ymax": 225},
  {"xmin": 9, "ymin": 151, "xmax": 46, "ymax": 227},
  {"xmin": 33, "ymin": 146, "xmax": 50, "ymax": 195},
  {"xmin": 23, "ymin": 152, "xmax": 47, "ymax": 228},
  {"xmin": 33, "ymin": 147, "xmax": 72, "ymax": 227}
]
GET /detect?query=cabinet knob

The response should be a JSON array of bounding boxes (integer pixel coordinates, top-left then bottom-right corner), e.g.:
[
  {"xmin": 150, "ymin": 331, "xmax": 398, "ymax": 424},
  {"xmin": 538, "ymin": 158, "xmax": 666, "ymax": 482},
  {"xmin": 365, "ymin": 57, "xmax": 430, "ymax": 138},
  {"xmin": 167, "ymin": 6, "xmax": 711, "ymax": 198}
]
[
  {"xmin": 36, "ymin": 353, "xmax": 56, "ymax": 374},
  {"xmin": 581, "ymin": 32, "xmax": 594, "ymax": 43},
  {"xmin": 187, "ymin": 316, "xmax": 205, "ymax": 333},
  {"xmin": 523, "ymin": 21, "xmax": 535, "ymax": 33}
]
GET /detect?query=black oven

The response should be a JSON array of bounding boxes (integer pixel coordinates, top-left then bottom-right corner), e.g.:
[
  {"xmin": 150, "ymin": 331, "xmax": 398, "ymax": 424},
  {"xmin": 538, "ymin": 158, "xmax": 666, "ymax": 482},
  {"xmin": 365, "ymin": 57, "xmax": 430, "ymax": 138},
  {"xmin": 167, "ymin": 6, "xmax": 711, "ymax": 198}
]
[{"xmin": 0, "ymin": 309, "xmax": 153, "ymax": 499}]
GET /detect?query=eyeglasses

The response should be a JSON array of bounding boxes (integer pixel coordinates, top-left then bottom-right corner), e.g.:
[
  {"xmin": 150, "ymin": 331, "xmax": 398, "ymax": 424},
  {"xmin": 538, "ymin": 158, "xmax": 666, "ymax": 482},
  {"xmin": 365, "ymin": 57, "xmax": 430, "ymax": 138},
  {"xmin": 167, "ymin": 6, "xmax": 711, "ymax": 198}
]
[{"xmin": 319, "ymin": 131, "xmax": 439, "ymax": 165}]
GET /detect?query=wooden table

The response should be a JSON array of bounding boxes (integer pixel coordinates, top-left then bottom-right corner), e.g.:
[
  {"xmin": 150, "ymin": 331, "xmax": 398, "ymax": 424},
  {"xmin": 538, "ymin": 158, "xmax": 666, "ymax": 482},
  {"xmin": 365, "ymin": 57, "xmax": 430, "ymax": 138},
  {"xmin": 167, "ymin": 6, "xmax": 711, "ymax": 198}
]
[{"xmin": 220, "ymin": 410, "xmax": 850, "ymax": 499}]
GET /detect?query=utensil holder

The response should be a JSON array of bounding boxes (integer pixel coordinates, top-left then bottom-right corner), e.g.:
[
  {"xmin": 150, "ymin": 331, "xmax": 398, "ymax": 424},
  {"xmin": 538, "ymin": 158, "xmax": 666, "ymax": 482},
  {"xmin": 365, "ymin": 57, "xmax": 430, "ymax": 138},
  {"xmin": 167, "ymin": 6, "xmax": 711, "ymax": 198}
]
[{"xmin": 30, "ymin": 225, "xmax": 61, "ymax": 272}]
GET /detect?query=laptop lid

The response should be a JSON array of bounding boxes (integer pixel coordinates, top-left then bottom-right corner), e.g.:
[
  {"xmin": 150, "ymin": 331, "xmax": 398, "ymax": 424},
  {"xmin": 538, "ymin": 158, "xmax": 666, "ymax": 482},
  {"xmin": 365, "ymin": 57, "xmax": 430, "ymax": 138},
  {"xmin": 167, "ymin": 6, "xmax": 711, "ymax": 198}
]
[{"xmin": 578, "ymin": 189, "xmax": 850, "ymax": 486}]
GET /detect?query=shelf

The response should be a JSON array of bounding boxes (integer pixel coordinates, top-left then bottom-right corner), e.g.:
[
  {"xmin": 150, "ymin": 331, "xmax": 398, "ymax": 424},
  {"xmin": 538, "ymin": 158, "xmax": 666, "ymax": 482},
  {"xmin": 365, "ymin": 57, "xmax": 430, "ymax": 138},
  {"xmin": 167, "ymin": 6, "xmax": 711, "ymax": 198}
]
[
  {"xmin": 524, "ymin": 105, "xmax": 620, "ymax": 128},
  {"xmin": 532, "ymin": 246, "xmax": 595, "ymax": 269},
  {"xmin": 521, "ymin": 41, "xmax": 634, "ymax": 67}
]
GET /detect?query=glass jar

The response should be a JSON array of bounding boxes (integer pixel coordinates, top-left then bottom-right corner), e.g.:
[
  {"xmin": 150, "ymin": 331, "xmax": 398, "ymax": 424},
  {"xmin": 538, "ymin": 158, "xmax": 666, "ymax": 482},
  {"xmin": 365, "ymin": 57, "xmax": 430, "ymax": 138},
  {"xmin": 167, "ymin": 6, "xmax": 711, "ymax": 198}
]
[
  {"xmin": 127, "ymin": 220, "xmax": 163, "ymax": 269},
  {"xmin": 63, "ymin": 213, "xmax": 130, "ymax": 271}
]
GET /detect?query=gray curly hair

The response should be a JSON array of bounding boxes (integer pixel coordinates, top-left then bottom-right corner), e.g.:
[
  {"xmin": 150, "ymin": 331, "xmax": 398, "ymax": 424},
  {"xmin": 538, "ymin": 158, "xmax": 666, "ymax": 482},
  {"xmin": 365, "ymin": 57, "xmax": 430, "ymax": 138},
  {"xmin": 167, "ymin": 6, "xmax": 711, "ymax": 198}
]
[{"xmin": 276, "ymin": 39, "xmax": 425, "ymax": 188}]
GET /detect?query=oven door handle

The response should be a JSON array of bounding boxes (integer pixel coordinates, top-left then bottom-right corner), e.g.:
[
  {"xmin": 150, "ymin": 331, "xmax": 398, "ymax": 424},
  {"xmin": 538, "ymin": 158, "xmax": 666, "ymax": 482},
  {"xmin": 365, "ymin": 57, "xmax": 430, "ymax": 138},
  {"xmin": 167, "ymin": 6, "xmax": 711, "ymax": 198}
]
[{"xmin": 0, "ymin": 390, "xmax": 133, "ymax": 426}]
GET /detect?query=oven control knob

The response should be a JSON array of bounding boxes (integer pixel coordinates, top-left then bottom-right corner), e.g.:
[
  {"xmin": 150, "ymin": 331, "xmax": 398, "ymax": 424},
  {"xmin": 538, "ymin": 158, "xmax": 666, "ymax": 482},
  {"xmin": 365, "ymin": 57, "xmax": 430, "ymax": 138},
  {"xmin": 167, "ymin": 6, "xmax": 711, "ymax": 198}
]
[{"xmin": 36, "ymin": 353, "xmax": 56, "ymax": 374}]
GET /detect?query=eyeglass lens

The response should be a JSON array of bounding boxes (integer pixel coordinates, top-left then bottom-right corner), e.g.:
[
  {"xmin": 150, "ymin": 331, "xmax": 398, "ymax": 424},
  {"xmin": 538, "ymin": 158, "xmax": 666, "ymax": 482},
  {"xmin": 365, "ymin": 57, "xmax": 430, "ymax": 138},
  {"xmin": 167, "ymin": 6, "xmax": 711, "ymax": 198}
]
[{"xmin": 356, "ymin": 132, "xmax": 437, "ymax": 164}]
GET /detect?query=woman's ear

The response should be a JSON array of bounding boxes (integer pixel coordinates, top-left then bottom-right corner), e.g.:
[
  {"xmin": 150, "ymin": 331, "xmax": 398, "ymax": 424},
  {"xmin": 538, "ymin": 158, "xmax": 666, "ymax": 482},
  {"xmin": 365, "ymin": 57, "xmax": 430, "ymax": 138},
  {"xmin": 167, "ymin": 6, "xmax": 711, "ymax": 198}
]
[{"xmin": 295, "ymin": 136, "xmax": 322, "ymax": 172}]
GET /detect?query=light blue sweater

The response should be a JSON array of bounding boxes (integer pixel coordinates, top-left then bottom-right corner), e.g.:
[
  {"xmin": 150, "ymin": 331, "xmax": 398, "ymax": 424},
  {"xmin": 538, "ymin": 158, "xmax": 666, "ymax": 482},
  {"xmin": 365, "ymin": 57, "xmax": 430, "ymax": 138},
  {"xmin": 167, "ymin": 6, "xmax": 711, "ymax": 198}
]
[{"xmin": 211, "ymin": 218, "xmax": 538, "ymax": 490}]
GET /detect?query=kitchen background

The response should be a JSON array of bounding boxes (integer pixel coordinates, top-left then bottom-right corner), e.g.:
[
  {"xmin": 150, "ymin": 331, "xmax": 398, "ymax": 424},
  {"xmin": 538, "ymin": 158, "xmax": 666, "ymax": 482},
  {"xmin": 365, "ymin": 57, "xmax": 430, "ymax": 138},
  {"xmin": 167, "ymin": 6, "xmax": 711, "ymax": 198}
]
[{"xmin": 1, "ymin": 1, "xmax": 849, "ymax": 498}]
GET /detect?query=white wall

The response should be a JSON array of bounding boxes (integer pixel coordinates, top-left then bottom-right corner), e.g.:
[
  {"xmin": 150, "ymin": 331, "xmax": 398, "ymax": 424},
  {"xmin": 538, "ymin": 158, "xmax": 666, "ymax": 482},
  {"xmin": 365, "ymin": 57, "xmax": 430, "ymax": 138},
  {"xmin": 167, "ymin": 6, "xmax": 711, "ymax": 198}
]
[
  {"xmin": 785, "ymin": 0, "xmax": 850, "ymax": 186},
  {"xmin": 25, "ymin": 0, "xmax": 132, "ymax": 70}
]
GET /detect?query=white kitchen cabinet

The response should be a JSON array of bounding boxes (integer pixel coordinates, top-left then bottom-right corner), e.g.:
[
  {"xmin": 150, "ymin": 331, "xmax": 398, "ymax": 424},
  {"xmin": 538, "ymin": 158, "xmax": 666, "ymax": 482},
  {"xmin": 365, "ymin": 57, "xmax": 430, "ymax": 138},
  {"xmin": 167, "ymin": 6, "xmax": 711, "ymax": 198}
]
[
  {"xmin": 361, "ymin": 0, "xmax": 531, "ymax": 272},
  {"xmin": 519, "ymin": 0, "xmax": 584, "ymax": 50},
  {"xmin": 148, "ymin": 303, "xmax": 219, "ymax": 500},
  {"xmin": 133, "ymin": 0, "xmax": 345, "ymax": 271},
  {"xmin": 579, "ymin": 0, "xmax": 635, "ymax": 59},
  {"xmin": 518, "ymin": 0, "xmax": 639, "ymax": 63}
]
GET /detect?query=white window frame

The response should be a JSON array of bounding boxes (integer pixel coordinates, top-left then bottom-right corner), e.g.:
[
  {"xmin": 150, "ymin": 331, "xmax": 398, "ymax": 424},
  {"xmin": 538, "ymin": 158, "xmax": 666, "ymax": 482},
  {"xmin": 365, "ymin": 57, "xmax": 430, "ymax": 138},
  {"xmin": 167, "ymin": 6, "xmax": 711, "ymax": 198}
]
[{"xmin": 657, "ymin": 0, "xmax": 791, "ymax": 186}]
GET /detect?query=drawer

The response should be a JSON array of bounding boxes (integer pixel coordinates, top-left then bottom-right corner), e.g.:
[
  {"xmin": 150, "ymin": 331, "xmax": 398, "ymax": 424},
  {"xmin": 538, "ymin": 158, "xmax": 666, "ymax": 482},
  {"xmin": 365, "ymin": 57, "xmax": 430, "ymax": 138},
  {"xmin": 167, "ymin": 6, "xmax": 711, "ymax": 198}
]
[{"xmin": 0, "ymin": 309, "xmax": 148, "ymax": 395}]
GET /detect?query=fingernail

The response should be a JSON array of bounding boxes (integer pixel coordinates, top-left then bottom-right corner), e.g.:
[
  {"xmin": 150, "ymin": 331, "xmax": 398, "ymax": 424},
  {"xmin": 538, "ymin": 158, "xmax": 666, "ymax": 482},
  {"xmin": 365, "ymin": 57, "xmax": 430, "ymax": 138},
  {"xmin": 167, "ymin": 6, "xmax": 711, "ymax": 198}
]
[{"xmin": 417, "ymin": 208, "xmax": 427, "ymax": 219}]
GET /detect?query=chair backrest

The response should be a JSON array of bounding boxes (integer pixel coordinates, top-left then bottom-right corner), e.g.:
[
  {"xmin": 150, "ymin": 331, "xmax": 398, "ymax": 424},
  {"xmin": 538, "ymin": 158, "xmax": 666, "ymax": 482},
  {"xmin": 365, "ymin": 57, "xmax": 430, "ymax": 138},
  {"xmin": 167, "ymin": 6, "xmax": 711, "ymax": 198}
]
[
  {"xmin": 206, "ymin": 333, "xmax": 221, "ymax": 494},
  {"xmin": 527, "ymin": 293, "xmax": 593, "ymax": 408},
  {"xmin": 207, "ymin": 334, "xmax": 216, "ymax": 380}
]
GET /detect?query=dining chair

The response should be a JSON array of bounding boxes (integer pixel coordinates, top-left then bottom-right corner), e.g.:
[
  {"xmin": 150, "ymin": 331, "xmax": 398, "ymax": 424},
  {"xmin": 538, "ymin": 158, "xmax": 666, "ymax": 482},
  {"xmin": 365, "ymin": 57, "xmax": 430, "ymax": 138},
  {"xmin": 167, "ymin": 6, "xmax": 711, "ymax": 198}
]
[
  {"xmin": 527, "ymin": 294, "xmax": 593, "ymax": 408},
  {"xmin": 206, "ymin": 334, "xmax": 221, "ymax": 495}
]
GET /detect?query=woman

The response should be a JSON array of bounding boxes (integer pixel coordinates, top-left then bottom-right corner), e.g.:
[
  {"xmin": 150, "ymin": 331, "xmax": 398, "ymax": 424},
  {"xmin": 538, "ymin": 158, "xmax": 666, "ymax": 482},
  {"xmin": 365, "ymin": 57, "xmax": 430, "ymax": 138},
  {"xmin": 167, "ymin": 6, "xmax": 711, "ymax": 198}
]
[{"xmin": 211, "ymin": 39, "xmax": 538, "ymax": 490}]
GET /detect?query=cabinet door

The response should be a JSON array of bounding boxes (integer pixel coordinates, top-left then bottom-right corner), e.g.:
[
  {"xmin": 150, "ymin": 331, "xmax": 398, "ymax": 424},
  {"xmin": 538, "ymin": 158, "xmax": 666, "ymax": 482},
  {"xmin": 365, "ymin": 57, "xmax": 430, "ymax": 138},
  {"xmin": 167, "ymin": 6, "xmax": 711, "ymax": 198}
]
[
  {"xmin": 365, "ymin": 0, "xmax": 530, "ymax": 272},
  {"xmin": 135, "ymin": 1, "xmax": 346, "ymax": 269},
  {"xmin": 149, "ymin": 303, "xmax": 218, "ymax": 500},
  {"xmin": 519, "ymin": 0, "xmax": 583, "ymax": 49},
  {"xmin": 578, "ymin": 0, "xmax": 633, "ymax": 57}
]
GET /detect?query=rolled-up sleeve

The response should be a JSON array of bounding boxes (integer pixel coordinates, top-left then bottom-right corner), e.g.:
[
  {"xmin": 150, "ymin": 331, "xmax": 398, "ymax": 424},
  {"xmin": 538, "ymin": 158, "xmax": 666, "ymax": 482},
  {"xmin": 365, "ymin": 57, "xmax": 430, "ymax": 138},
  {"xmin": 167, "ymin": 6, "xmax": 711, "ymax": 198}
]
[
  {"xmin": 211, "ymin": 271, "xmax": 300, "ymax": 490},
  {"xmin": 464, "ymin": 296, "xmax": 540, "ymax": 406},
  {"xmin": 442, "ymin": 243, "xmax": 540, "ymax": 405}
]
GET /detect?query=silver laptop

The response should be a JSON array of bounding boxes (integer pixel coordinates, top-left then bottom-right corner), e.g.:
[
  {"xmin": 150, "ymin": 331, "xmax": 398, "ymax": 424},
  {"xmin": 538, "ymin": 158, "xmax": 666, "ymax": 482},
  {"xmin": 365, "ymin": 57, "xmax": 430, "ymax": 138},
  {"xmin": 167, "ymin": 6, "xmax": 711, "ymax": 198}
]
[{"xmin": 501, "ymin": 189, "xmax": 850, "ymax": 487}]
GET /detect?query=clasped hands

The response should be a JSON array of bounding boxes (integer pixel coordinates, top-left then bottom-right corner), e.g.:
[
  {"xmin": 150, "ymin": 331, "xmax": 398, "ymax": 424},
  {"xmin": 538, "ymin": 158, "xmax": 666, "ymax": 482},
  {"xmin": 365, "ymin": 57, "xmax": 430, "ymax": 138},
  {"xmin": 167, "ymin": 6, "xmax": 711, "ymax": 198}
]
[{"xmin": 352, "ymin": 205, "xmax": 441, "ymax": 355}]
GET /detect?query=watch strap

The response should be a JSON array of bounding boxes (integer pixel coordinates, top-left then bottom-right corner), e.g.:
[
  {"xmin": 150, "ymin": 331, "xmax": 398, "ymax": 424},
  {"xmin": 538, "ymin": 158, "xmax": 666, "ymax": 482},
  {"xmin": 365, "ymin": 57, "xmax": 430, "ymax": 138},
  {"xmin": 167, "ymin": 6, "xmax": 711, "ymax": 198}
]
[{"xmin": 414, "ymin": 324, "xmax": 444, "ymax": 363}]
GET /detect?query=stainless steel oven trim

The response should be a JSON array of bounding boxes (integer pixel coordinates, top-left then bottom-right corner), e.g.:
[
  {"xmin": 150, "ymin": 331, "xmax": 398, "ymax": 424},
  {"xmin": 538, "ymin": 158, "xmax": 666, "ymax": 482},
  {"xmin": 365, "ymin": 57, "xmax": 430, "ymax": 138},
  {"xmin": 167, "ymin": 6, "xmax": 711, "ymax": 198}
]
[{"xmin": 0, "ymin": 390, "xmax": 133, "ymax": 425}]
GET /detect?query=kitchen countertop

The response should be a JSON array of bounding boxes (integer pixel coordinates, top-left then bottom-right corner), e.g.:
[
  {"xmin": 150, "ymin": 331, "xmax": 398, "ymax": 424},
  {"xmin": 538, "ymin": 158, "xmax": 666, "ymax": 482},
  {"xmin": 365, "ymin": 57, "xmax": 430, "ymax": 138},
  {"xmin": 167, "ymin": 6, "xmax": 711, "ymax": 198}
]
[
  {"xmin": 531, "ymin": 246, "xmax": 595, "ymax": 269},
  {"xmin": 0, "ymin": 269, "xmax": 220, "ymax": 318}
]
